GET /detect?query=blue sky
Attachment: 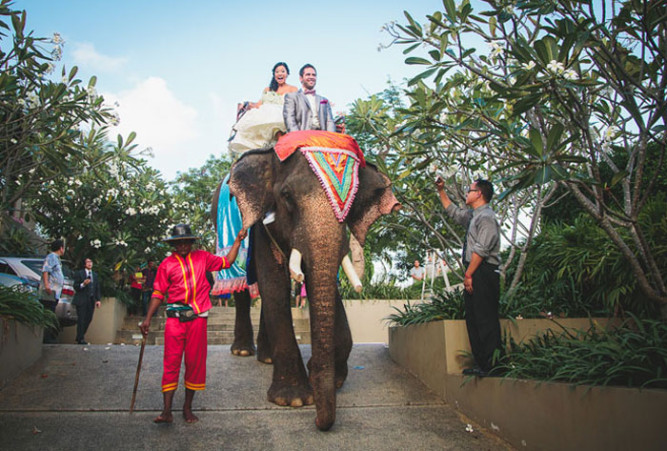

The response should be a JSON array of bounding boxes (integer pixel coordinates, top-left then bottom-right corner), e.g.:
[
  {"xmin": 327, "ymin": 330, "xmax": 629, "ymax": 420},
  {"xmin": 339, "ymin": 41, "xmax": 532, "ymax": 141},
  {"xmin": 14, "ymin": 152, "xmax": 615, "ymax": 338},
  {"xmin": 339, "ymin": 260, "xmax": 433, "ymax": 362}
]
[{"xmin": 15, "ymin": 0, "xmax": 443, "ymax": 180}]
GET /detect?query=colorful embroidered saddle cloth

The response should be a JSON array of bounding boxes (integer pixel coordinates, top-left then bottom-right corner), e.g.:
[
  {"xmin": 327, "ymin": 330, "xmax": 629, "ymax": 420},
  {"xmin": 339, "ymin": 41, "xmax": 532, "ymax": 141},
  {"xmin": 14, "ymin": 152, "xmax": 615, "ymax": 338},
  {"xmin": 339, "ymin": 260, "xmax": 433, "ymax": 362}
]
[{"xmin": 274, "ymin": 131, "xmax": 366, "ymax": 222}]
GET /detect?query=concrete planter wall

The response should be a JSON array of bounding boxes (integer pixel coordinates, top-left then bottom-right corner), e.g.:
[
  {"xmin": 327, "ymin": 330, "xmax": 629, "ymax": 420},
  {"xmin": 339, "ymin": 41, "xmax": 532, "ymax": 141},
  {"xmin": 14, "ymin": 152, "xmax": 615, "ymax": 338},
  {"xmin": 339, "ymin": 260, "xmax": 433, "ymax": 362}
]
[
  {"xmin": 59, "ymin": 297, "xmax": 127, "ymax": 345},
  {"xmin": 388, "ymin": 319, "xmax": 667, "ymax": 451},
  {"xmin": 0, "ymin": 319, "xmax": 43, "ymax": 389}
]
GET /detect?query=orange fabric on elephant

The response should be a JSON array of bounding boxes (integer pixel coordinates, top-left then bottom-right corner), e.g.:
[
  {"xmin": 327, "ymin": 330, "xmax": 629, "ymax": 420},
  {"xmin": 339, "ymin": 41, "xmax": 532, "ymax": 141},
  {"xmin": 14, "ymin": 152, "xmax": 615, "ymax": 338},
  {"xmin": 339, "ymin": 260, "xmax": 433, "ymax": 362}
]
[{"xmin": 274, "ymin": 130, "xmax": 366, "ymax": 167}]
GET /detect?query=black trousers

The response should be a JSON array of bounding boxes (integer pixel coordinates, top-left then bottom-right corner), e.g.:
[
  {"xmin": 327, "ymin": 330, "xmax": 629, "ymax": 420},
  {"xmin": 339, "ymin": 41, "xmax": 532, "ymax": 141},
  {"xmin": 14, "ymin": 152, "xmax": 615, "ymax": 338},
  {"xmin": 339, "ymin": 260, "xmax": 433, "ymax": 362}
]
[
  {"xmin": 75, "ymin": 300, "xmax": 95, "ymax": 343},
  {"xmin": 463, "ymin": 261, "xmax": 501, "ymax": 371}
]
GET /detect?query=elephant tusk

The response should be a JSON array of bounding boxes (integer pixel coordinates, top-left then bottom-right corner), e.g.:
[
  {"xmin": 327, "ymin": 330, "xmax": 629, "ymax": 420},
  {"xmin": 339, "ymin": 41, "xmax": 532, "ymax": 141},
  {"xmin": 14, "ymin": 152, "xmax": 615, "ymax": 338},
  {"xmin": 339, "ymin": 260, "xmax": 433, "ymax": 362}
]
[
  {"xmin": 342, "ymin": 255, "xmax": 362, "ymax": 293},
  {"xmin": 289, "ymin": 248, "xmax": 305, "ymax": 283}
]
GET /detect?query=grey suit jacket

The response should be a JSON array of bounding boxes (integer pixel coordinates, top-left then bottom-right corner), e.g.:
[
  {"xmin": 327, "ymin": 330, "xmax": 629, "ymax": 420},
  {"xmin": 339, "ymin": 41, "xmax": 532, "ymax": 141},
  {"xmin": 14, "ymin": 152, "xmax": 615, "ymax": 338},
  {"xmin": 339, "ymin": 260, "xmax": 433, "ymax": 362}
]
[
  {"xmin": 283, "ymin": 90, "xmax": 336, "ymax": 133},
  {"xmin": 73, "ymin": 269, "xmax": 101, "ymax": 306}
]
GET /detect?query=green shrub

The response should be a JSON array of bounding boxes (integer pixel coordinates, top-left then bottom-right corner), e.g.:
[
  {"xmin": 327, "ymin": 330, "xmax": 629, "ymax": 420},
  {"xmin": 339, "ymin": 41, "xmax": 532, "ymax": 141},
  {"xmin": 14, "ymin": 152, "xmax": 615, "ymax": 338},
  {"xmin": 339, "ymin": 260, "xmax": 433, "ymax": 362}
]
[
  {"xmin": 0, "ymin": 285, "xmax": 58, "ymax": 334},
  {"xmin": 384, "ymin": 289, "xmax": 465, "ymax": 326},
  {"xmin": 504, "ymin": 196, "xmax": 667, "ymax": 318},
  {"xmin": 497, "ymin": 316, "xmax": 667, "ymax": 389}
]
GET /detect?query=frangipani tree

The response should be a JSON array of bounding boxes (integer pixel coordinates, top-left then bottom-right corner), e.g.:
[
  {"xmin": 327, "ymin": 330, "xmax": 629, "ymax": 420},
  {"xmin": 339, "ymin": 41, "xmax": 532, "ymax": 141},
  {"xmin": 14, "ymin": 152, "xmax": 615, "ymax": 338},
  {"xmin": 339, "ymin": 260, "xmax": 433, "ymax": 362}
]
[
  {"xmin": 1, "ymin": 2, "xmax": 120, "ymax": 232},
  {"xmin": 31, "ymin": 140, "xmax": 174, "ymax": 289},
  {"xmin": 378, "ymin": 0, "xmax": 666, "ymax": 312}
]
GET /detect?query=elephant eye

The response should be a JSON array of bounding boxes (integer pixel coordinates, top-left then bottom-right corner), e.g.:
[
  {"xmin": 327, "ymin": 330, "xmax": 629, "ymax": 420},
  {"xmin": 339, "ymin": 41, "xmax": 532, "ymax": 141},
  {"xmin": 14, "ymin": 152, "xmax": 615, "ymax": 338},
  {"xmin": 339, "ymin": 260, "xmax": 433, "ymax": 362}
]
[{"xmin": 280, "ymin": 187, "xmax": 296, "ymax": 212}]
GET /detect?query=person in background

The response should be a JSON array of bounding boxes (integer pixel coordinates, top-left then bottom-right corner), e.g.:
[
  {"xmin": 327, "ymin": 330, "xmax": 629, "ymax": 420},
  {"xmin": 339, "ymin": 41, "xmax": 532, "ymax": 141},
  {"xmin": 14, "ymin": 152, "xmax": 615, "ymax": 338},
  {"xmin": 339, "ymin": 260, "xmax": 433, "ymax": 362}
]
[
  {"xmin": 410, "ymin": 260, "xmax": 425, "ymax": 282},
  {"xmin": 129, "ymin": 267, "xmax": 144, "ymax": 314},
  {"xmin": 72, "ymin": 258, "xmax": 101, "ymax": 344},
  {"xmin": 39, "ymin": 239, "xmax": 65, "ymax": 343},
  {"xmin": 141, "ymin": 260, "xmax": 156, "ymax": 316}
]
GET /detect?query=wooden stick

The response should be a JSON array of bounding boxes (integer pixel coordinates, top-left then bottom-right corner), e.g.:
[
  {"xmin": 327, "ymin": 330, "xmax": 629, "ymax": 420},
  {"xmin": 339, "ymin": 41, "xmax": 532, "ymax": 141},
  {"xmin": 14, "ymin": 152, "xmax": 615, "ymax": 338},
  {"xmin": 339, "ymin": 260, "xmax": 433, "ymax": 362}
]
[{"xmin": 129, "ymin": 335, "xmax": 146, "ymax": 414}]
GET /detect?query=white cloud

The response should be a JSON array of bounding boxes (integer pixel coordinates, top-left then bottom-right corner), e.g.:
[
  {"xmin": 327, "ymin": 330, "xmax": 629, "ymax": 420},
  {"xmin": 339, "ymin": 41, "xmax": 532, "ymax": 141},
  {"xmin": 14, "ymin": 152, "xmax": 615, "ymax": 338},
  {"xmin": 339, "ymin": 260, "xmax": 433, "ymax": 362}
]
[
  {"xmin": 72, "ymin": 43, "xmax": 126, "ymax": 72},
  {"xmin": 105, "ymin": 77, "xmax": 200, "ymax": 178}
]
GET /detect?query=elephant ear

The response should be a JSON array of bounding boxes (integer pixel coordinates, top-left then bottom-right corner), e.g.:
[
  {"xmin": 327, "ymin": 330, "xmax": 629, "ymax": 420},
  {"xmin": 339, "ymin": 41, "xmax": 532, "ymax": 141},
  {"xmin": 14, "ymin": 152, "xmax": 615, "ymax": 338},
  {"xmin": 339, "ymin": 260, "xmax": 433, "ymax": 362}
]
[
  {"xmin": 346, "ymin": 164, "xmax": 401, "ymax": 246},
  {"xmin": 229, "ymin": 150, "xmax": 276, "ymax": 230}
]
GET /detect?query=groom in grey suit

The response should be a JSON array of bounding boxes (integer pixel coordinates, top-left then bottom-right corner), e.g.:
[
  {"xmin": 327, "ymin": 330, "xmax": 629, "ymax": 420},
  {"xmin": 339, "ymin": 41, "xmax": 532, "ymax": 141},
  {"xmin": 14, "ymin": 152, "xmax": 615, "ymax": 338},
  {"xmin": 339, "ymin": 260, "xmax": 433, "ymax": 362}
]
[{"xmin": 283, "ymin": 64, "xmax": 336, "ymax": 132}]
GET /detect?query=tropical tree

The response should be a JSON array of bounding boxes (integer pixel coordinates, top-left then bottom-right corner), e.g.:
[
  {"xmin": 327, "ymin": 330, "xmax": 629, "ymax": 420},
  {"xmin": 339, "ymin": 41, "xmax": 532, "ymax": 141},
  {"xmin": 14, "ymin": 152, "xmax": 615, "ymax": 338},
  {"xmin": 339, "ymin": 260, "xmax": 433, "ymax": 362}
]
[
  {"xmin": 1, "ymin": 1, "xmax": 120, "ymax": 235},
  {"xmin": 377, "ymin": 0, "xmax": 666, "ymax": 313},
  {"xmin": 30, "ymin": 142, "xmax": 174, "ymax": 292},
  {"xmin": 170, "ymin": 154, "xmax": 235, "ymax": 251}
]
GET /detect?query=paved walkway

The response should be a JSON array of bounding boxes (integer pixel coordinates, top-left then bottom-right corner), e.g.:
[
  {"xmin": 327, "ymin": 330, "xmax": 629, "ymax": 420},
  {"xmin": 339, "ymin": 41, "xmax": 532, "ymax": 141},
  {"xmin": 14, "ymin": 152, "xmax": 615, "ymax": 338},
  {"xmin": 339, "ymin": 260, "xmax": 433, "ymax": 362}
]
[{"xmin": 0, "ymin": 343, "xmax": 513, "ymax": 450}]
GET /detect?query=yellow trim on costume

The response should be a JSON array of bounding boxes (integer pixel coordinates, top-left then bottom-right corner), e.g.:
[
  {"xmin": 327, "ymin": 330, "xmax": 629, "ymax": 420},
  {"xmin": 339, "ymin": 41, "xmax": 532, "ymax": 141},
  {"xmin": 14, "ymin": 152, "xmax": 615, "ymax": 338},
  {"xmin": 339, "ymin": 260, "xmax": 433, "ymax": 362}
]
[
  {"xmin": 152, "ymin": 289, "xmax": 164, "ymax": 300},
  {"xmin": 187, "ymin": 254, "xmax": 199, "ymax": 314},
  {"xmin": 185, "ymin": 381, "xmax": 206, "ymax": 391},
  {"xmin": 162, "ymin": 382, "xmax": 178, "ymax": 392},
  {"xmin": 174, "ymin": 254, "xmax": 190, "ymax": 305},
  {"xmin": 222, "ymin": 256, "xmax": 228, "ymax": 269}
]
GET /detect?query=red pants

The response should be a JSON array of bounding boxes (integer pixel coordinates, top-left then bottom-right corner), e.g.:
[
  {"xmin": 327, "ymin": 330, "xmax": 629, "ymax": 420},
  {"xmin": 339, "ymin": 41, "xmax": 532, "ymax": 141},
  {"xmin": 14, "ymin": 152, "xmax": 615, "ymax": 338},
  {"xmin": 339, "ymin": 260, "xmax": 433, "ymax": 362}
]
[{"xmin": 161, "ymin": 316, "xmax": 207, "ymax": 392}]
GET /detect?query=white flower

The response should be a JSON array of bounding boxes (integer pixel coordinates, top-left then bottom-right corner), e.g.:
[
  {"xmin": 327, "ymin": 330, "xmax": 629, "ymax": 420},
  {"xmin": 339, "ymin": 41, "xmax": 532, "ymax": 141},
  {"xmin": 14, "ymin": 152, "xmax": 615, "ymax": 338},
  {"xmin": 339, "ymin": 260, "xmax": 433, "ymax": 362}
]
[
  {"xmin": 66, "ymin": 189, "xmax": 75, "ymax": 196},
  {"xmin": 27, "ymin": 91, "xmax": 40, "ymax": 107},
  {"xmin": 522, "ymin": 61, "xmax": 536, "ymax": 71},
  {"xmin": 547, "ymin": 60, "xmax": 565, "ymax": 74},
  {"xmin": 604, "ymin": 126, "xmax": 619, "ymax": 141},
  {"xmin": 144, "ymin": 247, "xmax": 151, "ymax": 253},
  {"xmin": 90, "ymin": 239, "xmax": 102, "ymax": 248},
  {"xmin": 52, "ymin": 33, "xmax": 63, "ymax": 44},
  {"xmin": 488, "ymin": 41, "xmax": 503, "ymax": 59},
  {"xmin": 74, "ymin": 179, "xmax": 83, "ymax": 186},
  {"xmin": 465, "ymin": 424, "xmax": 474, "ymax": 433},
  {"xmin": 45, "ymin": 63, "xmax": 55, "ymax": 74},
  {"xmin": 125, "ymin": 207, "xmax": 137, "ymax": 216},
  {"xmin": 563, "ymin": 69, "xmax": 578, "ymax": 80}
]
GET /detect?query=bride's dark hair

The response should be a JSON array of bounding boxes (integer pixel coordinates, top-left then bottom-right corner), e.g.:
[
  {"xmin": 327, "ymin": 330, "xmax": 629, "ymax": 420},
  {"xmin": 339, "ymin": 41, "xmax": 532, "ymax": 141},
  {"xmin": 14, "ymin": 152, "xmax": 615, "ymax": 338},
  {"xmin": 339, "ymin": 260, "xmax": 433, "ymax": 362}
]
[{"xmin": 269, "ymin": 62, "xmax": 290, "ymax": 92}]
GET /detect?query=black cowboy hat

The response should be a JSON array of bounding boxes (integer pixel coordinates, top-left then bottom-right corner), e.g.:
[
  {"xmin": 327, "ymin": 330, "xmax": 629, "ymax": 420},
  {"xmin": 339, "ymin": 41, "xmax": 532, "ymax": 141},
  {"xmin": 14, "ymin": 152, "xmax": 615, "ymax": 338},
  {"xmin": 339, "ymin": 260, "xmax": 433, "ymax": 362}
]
[{"xmin": 164, "ymin": 224, "xmax": 199, "ymax": 243}]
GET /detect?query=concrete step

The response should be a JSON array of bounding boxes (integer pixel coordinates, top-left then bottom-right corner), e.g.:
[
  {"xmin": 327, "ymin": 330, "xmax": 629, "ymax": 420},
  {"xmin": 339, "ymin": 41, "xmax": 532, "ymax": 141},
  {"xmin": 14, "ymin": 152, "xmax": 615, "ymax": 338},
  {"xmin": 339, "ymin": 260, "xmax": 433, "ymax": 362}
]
[{"xmin": 115, "ymin": 307, "xmax": 310, "ymax": 345}]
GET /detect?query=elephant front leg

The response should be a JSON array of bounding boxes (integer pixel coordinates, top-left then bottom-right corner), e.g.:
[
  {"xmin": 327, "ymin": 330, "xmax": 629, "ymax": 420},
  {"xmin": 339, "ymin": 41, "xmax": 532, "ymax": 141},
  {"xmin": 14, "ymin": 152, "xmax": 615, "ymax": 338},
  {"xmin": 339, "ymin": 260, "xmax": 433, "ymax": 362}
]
[
  {"xmin": 255, "ymin": 233, "xmax": 313, "ymax": 407},
  {"xmin": 231, "ymin": 289, "xmax": 255, "ymax": 357}
]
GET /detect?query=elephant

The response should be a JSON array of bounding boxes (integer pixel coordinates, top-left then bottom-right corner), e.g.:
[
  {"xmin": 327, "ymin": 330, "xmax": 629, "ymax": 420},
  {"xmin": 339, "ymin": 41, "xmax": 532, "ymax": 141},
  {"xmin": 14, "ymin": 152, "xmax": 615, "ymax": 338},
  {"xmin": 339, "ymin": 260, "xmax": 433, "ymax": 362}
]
[{"xmin": 212, "ymin": 145, "xmax": 400, "ymax": 430}]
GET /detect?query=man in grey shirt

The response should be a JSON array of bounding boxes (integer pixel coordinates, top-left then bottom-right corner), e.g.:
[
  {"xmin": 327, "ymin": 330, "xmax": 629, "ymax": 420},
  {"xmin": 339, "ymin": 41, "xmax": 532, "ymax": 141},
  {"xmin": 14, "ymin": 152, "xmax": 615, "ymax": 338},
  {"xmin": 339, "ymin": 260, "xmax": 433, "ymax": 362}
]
[{"xmin": 436, "ymin": 177, "xmax": 501, "ymax": 377}]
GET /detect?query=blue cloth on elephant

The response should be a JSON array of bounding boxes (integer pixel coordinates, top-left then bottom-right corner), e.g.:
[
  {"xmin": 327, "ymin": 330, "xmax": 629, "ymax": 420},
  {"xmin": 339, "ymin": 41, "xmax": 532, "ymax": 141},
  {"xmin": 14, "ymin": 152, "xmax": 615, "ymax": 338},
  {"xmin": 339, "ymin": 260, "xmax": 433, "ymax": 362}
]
[{"xmin": 211, "ymin": 174, "xmax": 253, "ymax": 295}]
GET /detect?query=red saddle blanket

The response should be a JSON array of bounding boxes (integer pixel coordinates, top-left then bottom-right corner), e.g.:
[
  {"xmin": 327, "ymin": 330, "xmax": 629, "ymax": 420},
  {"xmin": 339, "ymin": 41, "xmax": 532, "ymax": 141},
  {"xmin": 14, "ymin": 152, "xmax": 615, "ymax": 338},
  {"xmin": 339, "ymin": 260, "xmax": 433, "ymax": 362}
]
[{"xmin": 274, "ymin": 130, "xmax": 366, "ymax": 222}]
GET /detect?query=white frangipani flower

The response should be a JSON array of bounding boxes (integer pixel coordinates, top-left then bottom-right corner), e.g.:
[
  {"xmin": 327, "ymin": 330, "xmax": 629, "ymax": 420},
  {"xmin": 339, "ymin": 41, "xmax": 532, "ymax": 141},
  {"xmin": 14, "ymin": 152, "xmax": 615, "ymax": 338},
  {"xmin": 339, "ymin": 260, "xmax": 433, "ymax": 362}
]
[
  {"xmin": 563, "ymin": 69, "xmax": 578, "ymax": 80},
  {"xmin": 547, "ymin": 60, "xmax": 565, "ymax": 74},
  {"xmin": 522, "ymin": 61, "xmax": 536, "ymax": 70}
]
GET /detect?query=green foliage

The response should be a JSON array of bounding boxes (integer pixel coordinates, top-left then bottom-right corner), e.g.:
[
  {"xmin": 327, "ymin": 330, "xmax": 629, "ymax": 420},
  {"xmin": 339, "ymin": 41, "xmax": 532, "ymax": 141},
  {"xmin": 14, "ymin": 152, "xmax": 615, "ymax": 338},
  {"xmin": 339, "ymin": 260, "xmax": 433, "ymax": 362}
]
[
  {"xmin": 373, "ymin": 0, "xmax": 667, "ymax": 308},
  {"xmin": 170, "ymin": 154, "xmax": 235, "ymax": 251},
  {"xmin": 497, "ymin": 316, "xmax": 667, "ymax": 389},
  {"xmin": 0, "ymin": 2, "xmax": 122, "ymax": 218},
  {"xmin": 0, "ymin": 285, "xmax": 58, "ymax": 333},
  {"xmin": 30, "ymin": 150, "xmax": 174, "ymax": 295},
  {"xmin": 506, "ymin": 196, "xmax": 667, "ymax": 318},
  {"xmin": 384, "ymin": 289, "xmax": 465, "ymax": 326}
]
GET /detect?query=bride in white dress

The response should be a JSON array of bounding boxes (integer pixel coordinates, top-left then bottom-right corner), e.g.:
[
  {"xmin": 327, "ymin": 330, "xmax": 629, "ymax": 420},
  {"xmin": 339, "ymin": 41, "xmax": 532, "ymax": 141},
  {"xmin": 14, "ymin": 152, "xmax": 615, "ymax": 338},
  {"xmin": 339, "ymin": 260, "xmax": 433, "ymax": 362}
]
[{"xmin": 228, "ymin": 62, "xmax": 298, "ymax": 157}]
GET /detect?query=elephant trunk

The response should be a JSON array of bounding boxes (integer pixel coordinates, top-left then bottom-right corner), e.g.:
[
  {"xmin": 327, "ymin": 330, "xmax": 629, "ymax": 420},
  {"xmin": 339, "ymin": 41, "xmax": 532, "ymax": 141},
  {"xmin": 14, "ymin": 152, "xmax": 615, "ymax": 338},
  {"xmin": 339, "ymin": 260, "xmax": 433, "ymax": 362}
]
[{"xmin": 305, "ymin": 249, "xmax": 341, "ymax": 431}]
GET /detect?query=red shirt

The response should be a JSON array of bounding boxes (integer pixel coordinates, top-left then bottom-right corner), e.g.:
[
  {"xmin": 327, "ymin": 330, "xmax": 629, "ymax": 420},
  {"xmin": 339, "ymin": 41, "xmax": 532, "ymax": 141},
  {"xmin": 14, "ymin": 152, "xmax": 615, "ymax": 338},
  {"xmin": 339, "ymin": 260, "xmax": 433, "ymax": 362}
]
[{"xmin": 152, "ymin": 250, "xmax": 230, "ymax": 315}]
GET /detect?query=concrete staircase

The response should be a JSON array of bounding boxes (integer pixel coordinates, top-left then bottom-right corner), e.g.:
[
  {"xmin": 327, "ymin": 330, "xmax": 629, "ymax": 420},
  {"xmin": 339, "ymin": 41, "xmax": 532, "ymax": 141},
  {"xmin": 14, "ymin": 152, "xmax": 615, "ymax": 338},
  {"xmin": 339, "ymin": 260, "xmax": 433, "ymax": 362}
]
[{"xmin": 115, "ymin": 306, "xmax": 311, "ymax": 345}]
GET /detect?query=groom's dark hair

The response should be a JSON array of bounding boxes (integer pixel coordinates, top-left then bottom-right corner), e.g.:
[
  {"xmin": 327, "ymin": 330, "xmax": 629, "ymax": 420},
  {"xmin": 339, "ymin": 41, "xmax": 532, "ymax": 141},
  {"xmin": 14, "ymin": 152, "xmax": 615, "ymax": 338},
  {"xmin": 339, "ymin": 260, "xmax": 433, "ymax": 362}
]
[{"xmin": 299, "ymin": 63, "xmax": 316, "ymax": 77}]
